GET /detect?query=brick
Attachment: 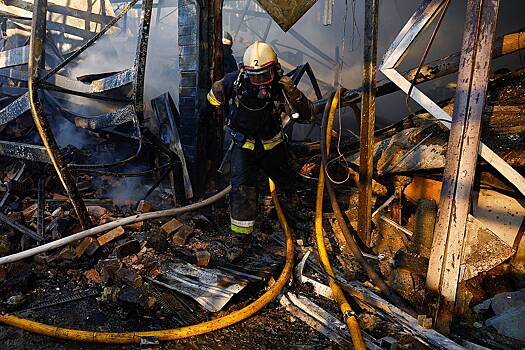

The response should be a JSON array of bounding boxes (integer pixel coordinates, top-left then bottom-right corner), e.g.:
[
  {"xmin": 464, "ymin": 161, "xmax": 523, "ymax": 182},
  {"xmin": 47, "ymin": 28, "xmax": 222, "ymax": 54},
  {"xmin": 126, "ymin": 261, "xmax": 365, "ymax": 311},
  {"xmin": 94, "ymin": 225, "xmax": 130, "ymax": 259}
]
[
  {"xmin": 172, "ymin": 225, "xmax": 195, "ymax": 246},
  {"xmin": 136, "ymin": 200, "xmax": 152, "ymax": 213},
  {"xmin": 83, "ymin": 268, "xmax": 102, "ymax": 285},
  {"xmin": 22, "ymin": 204, "xmax": 37, "ymax": 221},
  {"xmin": 194, "ymin": 250, "xmax": 210, "ymax": 267},
  {"xmin": 114, "ymin": 240, "xmax": 141, "ymax": 259},
  {"xmin": 97, "ymin": 226, "xmax": 125, "ymax": 246},
  {"xmin": 75, "ymin": 237, "xmax": 99, "ymax": 257},
  {"xmin": 115, "ymin": 268, "xmax": 143, "ymax": 288},
  {"xmin": 87, "ymin": 206, "xmax": 109, "ymax": 220},
  {"xmin": 124, "ymin": 221, "xmax": 143, "ymax": 231},
  {"xmin": 97, "ymin": 258, "xmax": 121, "ymax": 284},
  {"xmin": 160, "ymin": 219, "xmax": 183, "ymax": 235}
]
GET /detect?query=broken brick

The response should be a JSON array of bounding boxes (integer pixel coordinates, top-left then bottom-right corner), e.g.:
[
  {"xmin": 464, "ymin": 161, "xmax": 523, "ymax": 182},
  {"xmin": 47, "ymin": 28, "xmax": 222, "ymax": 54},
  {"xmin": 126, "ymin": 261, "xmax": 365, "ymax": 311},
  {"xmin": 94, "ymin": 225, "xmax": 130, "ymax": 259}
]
[
  {"xmin": 46, "ymin": 246, "xmax": 76, "ymax": 263},
  {"xmin": 124, "ymin": 221, "xmax": 144, "ymax": 231},
  {"xmin": 22, "ymin": 204, "xmax": 37, "ymax": 221},
  {"xmin": 115, "ymin": 267, "xmax": 143, "ymax": 288},
  {"xmin": 115, "ymin": 240, "xmax": 141, "ymax": 259},
  {"xmin": 87, "ymin": 206, "xmax": 109, "ymax": 218},
  {"xmin": 97, "ymin": 226, "xmax": 125, "ymax": 246},
  {"xmin": 75, "ymin": 237, "xmax": 99, "ymax": 257},
  {"xmin": 194, "ymin": 250, "xmax": 211, "ymax": 267},
  {"xmin": 137, "ymin": 200, "xmax": 153, "ymax": 213},
  {"xmin": 83, "ymin": 268, "xmax": 102, "ymax": 285},
  {"xmin": 97, "ymin": 258, "xmax": 121, "ymax": 284},
  {"xmin": 160, "ymin": 219, "xmax": 183, "ymax": 235},
  {"xmin": 0, "ymin": 235, "xmax": 10, "ymax": 256},
  {"xmin": 172, "ymin": 225, "xmax": 195, "ymax": 246}
]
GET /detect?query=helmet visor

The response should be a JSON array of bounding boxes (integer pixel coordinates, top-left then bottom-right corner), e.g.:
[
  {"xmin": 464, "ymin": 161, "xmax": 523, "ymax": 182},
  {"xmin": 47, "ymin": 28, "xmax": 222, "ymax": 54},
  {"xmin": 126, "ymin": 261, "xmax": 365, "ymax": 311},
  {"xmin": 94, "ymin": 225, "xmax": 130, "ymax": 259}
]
[{"xmin": 246, "ymin": 68, "xmax": 274, "ymax": 86}]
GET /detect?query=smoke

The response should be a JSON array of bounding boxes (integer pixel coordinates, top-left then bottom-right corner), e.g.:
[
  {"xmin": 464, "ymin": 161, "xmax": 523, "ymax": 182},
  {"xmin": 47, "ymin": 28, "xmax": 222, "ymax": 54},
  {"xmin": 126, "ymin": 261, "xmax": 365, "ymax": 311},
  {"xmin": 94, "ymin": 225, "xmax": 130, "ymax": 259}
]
[
  {"xmin": 66, "ymin": 4, "xmax": 179, "ymax": 110},
  {"xmin": 224, "ymin": 0, "xmax": 525, "ymax": 129}
]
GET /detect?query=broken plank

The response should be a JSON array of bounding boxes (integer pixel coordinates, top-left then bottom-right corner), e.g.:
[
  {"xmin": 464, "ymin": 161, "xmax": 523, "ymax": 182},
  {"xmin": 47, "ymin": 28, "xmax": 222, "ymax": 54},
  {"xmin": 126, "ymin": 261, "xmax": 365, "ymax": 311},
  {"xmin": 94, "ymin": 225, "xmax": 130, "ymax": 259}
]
[
  {"xmin": 279, "ymin": 295, "xmax": 354, "ymax": 348},
  {"xmin": 338, "ymin": 279, "xmax": 464, "ymax": 350}
]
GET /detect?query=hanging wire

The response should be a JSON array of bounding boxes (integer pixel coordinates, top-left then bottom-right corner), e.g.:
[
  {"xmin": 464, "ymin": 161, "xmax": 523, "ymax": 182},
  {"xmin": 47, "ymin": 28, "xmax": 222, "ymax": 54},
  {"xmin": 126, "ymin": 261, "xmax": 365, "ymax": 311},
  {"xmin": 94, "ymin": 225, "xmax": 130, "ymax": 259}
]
[
  {"xmin": 324, "ymin": 0, "xmax": 352, "ymax": 185},
  {"xmin": 78, "ymin": 162, "xmax": 172, "ymax": 177}
]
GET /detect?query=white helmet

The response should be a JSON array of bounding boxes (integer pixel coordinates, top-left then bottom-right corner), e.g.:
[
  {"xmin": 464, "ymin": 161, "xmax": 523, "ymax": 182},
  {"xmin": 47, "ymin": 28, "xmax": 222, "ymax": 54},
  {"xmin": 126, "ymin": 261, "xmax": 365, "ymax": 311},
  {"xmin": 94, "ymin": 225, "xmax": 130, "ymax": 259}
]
[
  {"xmin": 243, "ymin": 41, "xmax": 278, "ymax": 85},
  {"xmin": 222, "ymin": 32, "xmax": 233, "ymax": 46}
]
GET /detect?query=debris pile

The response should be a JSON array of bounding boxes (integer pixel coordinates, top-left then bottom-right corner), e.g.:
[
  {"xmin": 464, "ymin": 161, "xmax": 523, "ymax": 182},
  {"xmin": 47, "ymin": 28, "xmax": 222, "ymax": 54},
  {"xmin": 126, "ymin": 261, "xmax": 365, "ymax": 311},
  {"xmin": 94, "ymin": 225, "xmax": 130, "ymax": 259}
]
[{"xmin": 0, "ymin": 0, "xmax": 524, "ymax": 349}]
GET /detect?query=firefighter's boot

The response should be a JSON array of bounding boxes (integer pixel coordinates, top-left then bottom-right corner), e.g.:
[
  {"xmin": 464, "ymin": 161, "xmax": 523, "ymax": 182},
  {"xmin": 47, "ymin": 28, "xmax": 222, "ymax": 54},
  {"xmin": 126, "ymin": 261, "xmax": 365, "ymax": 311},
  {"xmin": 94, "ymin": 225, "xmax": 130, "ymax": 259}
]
[{"xmin": 226, "ymin": 233, "xmax": 252, "ymax": 262}]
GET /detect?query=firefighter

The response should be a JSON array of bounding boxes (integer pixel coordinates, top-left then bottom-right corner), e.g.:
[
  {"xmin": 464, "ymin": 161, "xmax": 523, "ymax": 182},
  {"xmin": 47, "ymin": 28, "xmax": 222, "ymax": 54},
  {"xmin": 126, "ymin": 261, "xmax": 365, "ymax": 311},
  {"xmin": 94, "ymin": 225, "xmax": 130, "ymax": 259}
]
[
  {"xmin": 222, "ymin": 32, "xmax": 238, "ymax": 74},
  {"xmin": 205, "ymin": 41, "xmax": 315, "ymax": 260}
]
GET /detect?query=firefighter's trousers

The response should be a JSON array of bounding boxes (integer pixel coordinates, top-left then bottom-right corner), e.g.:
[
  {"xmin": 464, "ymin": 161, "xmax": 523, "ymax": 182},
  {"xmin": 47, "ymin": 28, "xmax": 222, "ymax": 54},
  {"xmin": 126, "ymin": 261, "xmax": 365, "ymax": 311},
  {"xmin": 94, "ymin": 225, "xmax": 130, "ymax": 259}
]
[{"xmin": 230, "ymin": 141, "xmax": 296, "ymax": 234}]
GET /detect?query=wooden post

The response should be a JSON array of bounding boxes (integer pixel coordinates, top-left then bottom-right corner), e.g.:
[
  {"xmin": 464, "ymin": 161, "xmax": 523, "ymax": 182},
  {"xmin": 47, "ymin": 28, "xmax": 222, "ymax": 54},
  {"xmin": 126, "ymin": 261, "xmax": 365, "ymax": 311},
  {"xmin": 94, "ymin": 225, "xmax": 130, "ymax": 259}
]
[
  {"xmin": 358, "ymin": 0, "xmax": 378, "ymax": 247},
  {"xmin": 426, "ymin": 0, "xmax": 500, "ymax": 333},
  {"xmin": 28, "ymin": 0, "xmax": 92, "ymax": 229},
  {"xmin": 211, "ymin": 0, "xmax": 224, "ymax": 174}
]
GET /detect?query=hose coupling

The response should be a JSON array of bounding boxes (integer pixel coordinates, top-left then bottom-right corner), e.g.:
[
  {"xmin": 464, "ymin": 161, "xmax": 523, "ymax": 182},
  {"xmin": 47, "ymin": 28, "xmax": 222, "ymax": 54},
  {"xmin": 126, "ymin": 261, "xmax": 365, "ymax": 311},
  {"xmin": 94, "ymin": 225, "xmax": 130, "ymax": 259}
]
[{"xmin": 343, "ymin": 310, "xmax": 357, "ymax": 321}]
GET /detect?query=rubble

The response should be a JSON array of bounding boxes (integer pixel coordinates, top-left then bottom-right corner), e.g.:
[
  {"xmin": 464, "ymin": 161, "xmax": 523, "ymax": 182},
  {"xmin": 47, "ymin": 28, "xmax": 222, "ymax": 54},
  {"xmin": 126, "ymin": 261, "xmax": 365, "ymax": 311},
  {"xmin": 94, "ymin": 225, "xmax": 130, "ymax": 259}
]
[
  {"xmin": 96, "ymin": 226, "xmax": 125, "ymax": 246},
  {"xmin": 0, "ymin": 0, "xmax": 522, "ymax": 348},
  {"xmin": 160, "ymin": 218, "xmax": 184, "ymax": 235},
  {"xmin": 114, "ymin": 239, "xmax": 141, "ymax": 259}
]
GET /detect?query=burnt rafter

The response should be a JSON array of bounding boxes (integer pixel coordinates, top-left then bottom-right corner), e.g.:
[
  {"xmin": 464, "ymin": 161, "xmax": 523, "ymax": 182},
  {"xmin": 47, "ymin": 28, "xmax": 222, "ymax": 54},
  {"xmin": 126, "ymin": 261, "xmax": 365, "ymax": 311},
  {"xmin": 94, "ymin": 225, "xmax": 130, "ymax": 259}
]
[{"xmin": 27, "ymin": 0, "xmax": 92, "ymax": 229}]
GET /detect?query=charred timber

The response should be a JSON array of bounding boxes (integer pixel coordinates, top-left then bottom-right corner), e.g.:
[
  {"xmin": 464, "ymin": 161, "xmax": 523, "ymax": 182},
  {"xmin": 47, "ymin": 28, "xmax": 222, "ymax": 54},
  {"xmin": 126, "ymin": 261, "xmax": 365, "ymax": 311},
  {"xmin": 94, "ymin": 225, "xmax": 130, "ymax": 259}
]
[
  {"xmin": 28, "ymin": 0, "xmax": 92, "ymax": 229},
  {"xmin": 211, "ymin": 0, "xmax": 224, "ymax": 175},
  {"xmin": 0, "ymin": 141, "xmax": 50, "ymax": 163},
  {"xmin": 132, "ymin": 0, "xmax": 154, "ymax": 126},
  {"xmin": 0, "ymin": 212, "xmax": 42, "ymax": 241},
  {"xmin": 36, "ymin": 177, "xmax": 45, "ymax": 237},
  {"xmin": 428, "ymin": 0, "xmax": 500, "ymax": 333},
  {"xmin": 358, "ymin": 0, "xmax": 379, "ymax": 247}
]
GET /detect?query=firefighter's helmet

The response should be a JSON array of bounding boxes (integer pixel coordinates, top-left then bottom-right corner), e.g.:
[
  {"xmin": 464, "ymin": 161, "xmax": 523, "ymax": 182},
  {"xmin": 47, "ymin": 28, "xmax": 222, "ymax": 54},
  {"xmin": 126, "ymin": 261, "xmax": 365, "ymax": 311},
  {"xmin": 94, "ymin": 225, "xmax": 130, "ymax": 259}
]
[
  {"xmin": 223, "ymin": 32, "xmax": 233, "ymax": 46},
  {"xmin": 243, "ymin": 41, "xmax": 278, "ymax": 85}
]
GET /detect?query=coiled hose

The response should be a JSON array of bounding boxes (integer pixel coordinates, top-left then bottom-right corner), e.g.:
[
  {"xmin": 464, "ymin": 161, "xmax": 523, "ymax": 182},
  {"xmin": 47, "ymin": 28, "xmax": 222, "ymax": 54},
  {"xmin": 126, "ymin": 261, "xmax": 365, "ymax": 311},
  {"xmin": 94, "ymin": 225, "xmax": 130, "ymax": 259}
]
[
  {"xmin": 0, "ymin": 179, "xmax": 294, "ymax": 343},
  {"xmin": 316, "ymin": 88, "xmax": 366, "ymax": 350},
  {"xmin": 320, "ymin": 88, "xmax": 415, "ymax": 316}
]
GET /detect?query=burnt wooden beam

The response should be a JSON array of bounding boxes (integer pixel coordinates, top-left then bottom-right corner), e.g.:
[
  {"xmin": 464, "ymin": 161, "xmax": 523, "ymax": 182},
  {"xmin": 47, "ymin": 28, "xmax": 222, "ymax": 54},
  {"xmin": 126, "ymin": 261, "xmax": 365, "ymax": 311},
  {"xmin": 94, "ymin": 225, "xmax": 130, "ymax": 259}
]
[
  {"xmin": 211, "ymin": 0, "xmax": 224, "ymax": 176},
  {"xmin": 358, "ymin": 0, "xmax": 379, "ymax": 247},
  {"xmin": 132, "ymin": 0, "xmax": 154, "ymax": 126},
  {"xmin": 426, "ymin": 0, "xmax": 501, "ymax": 333},
  {"xmin": 28, "ymin": 0, "xmax": 92, "ymax": 229},
  {"xmin": 0, "ymin": 212, "xmax": 42, "ymax": 241}
]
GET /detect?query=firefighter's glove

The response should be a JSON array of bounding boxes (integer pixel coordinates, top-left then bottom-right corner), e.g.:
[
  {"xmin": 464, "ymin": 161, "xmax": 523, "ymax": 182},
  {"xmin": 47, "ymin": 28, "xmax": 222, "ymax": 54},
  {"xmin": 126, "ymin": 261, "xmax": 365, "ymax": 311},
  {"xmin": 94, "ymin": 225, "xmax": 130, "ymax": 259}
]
[{"xmin": 279, "ymin": 76, "xmax": 302, "ymax": 102}]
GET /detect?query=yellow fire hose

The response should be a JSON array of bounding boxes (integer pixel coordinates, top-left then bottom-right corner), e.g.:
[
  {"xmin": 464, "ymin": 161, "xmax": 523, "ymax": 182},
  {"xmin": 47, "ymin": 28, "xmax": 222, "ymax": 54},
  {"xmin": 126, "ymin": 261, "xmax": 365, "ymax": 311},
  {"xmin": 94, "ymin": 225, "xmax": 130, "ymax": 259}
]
[
  {"xmin": 315, "ymin": 89, "xmax": 366, "ymax": 350},
  {"xmin": 0, "ymin": 179, "xmax": 294, "ymax": 344}
]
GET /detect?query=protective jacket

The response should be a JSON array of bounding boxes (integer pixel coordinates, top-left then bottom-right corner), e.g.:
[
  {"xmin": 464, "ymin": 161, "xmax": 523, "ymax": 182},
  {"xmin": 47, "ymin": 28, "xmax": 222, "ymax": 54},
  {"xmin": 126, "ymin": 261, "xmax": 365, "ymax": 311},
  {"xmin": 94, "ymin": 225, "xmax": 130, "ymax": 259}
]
[
  {"xmin": 206, "ymin": 69, "xmax": 314, "ymax": 234},
  {"xmin": 223, "ymin": 45, "xmax": 238, "ymax": 74}
]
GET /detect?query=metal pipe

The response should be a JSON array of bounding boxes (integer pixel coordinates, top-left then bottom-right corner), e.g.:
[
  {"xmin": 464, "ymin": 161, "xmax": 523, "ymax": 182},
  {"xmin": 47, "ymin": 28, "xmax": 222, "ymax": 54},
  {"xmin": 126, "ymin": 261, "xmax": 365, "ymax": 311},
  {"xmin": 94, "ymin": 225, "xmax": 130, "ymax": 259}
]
[{"xmin": 28, "ymin": 0, "xmax": 92, "ymax": 229}]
